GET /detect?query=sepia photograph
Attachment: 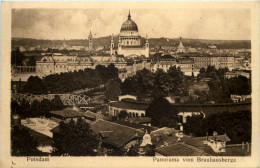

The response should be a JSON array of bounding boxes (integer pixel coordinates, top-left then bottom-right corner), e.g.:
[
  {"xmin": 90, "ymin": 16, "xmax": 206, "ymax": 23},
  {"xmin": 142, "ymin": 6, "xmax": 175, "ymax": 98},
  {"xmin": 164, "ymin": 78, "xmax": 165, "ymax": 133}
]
[{"xmin": 1, "ymin": 1, "xmax": 260, "ymax": 168}]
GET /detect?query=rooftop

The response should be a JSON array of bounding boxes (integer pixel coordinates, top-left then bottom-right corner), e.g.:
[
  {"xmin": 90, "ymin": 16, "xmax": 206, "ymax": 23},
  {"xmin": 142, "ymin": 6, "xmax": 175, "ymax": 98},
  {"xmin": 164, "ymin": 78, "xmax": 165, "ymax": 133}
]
[
  {"xmin": 154, "ymin": 143, "xmax": 209, "ymax": 156},
  {"xmin": 21, "ymin": 125, "xmax": 54, "ymax": 146},
  {"xmin": 112, "ymin": 119, "xmax": 157, "ymax": 133},
  {"xmin": 109, "ymin": 99, "xmax": 149, "ymax": 111},
  {"xmin": 84, "ymin": 110, "xmax": 97, "ymax": 119},
  {"xmin": 90, "ymin": 120, "xmax": 144, "ymax": 148},
  {"xmin": 183, "ymin": 134, "xmax": 231, "ymax": 148},
  {"xmin": 50, "ymin": 107, "xmax": 85, "ymax": 118}
]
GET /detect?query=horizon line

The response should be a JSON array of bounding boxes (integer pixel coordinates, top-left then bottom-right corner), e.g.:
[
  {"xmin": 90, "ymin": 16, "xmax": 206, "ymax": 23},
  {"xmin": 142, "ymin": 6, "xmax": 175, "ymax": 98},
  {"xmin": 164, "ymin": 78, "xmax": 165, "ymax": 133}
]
[{"xmin": 11, "ymin": 36, "xmax": 251, "ymax": 41}]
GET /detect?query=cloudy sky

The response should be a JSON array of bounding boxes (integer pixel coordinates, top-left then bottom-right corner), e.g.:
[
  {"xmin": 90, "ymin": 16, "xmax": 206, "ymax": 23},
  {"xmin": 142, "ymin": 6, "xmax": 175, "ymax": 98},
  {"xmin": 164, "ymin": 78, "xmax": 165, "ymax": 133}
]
[{"xmin": 12, "ymin": 8, "xmax": 251, "ymax": 40}]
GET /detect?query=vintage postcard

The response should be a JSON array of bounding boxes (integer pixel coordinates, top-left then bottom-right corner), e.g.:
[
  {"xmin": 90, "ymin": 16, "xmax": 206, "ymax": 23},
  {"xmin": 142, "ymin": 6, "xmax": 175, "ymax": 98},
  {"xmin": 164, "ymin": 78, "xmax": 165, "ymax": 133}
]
[{"xmin": 1, "ymin": 1, "xmax": 259, "ymax": 168}]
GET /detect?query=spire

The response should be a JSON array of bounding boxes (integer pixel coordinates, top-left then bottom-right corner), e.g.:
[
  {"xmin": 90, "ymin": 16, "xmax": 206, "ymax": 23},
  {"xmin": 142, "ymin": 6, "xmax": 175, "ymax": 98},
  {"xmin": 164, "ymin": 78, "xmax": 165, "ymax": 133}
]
[
  {"xmin": 111, "ymin": 34, "xmax": 114, "ymax": 42},
  {"xmin": 178, "ymin": 36, "xmax": 184, "ymax": 49},
  {"xmin": 128, "ymin": 10, "xmax": 131, "ymax": 20},
  {"xmin": 89, "ymin": 30, "xmax": 92, "ymax": 39}
]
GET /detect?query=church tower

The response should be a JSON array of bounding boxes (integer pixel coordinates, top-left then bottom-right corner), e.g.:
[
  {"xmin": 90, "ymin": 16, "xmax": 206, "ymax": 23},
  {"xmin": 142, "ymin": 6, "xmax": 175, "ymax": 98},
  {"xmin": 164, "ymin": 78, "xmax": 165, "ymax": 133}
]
[
  {"xmin": 177, "ymin": 37, "xmax": 185, "ymax": 53},
  {"xmin": 88, "ymin": 30, "xmax": 93, "ymax": 51},
  {"xmin": 110, "ymin": 34, "xmax": 115, "ymax": 56},
  {"xmin": 145, "ymin": 34, "xmax": 149, "ymax": 57}
]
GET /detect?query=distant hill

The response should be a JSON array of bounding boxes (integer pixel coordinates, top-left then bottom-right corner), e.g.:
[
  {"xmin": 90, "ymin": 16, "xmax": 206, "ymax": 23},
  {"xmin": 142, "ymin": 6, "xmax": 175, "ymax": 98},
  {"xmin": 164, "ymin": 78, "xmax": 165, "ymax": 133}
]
[{"xmin": 12, "ymin": 36, "xmax": 251, "ymax": 49}]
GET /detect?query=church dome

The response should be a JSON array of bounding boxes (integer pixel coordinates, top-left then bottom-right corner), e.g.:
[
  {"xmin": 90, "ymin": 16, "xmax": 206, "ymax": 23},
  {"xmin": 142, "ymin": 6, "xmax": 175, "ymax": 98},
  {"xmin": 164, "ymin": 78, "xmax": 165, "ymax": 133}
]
[{"xmin": 120, "ymin": 11, "xmax": 138, "ymax": 32}]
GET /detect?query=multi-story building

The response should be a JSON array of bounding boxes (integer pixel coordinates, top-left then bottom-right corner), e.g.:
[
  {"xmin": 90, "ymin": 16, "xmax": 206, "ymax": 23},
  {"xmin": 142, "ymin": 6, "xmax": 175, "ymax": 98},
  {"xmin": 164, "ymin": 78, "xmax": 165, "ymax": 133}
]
[
  {"xmin": 191, "ymin": 55, "xmax": 235, "ymax": 71},
  {"xmin": 112, "ymin": 11, "xmax": 149, "ymax": 58},
  {"xmin": 225, "ymin": 71, "xmax": 250, "ymax": 79},
  {"xmin": 151, "ymin": 55, "xmax": 176, "ymax": 72},
  {"xmin": 176, "ymin": 58, "xmax": 194, "ymax": 76}
]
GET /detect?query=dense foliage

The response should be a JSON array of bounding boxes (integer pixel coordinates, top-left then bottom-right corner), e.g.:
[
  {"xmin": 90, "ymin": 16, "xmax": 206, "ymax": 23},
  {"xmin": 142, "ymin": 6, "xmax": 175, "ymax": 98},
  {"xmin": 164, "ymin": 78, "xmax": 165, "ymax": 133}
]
[
  {"xmin": 105, "ymin": 78, "xmax": 122, "ymax": 101},
  {"xmin": 52, "ymin": 118, "xmax": 99, "ymax": 156},
  {"xmin": 121, "ymin": 66, "xmax": 187, "ymax": 99},
  {"xmin": 146, "ymin": 97, "xmax": 179, "ymax": 128},
  {"xmin": 195, "ymin": 66, "xmax": 251, "ymax": 103},
  {"xmin": 11, "ymin": 126, "xmax": 43, "ymax": 156},
  {"xmin": 11, "ymin": 95, "xmax": 64, "ymax": 118},
  {"xmin": 118, "ymin": 110, "xmax": 128, "ymax": 119},
  {"xmin": 183, "ymin": 110, "xmax": 251, "ymax": 144},
  {"xmin": 22, "ymin": 64, "xmax": 118, "ymax": 94},
  {"xmin": 11, "ymin": 48, "xmax": 36, "ymax": 66}
]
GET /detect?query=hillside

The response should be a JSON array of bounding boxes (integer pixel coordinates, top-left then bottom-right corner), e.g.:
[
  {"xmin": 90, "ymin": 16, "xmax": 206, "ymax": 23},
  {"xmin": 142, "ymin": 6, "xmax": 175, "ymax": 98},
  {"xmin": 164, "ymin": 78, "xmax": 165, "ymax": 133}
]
[{"xmin": 12, "ymin": 36, "xmax": 251, "ymax": 49}]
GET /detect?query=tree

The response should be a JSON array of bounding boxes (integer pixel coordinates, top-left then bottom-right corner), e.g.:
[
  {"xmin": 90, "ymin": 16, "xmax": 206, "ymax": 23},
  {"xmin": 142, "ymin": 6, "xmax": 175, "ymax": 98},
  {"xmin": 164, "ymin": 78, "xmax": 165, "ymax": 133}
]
[
  {"xmin": 31, "ymin": 100, "xmax": 42, "ymax": 117},
  {"xmin": 105, "ymin": 79, "xmax": 122, "ymax": 101},
  {"xmin": 183, "ymin": 114, "xmax": 205, "ymax": 136},
  {"xmin": 11, "ymin": 48, "xmax": 26, "ymax": 66},
  {"xmin": 183, "ymin": 110, "xmax": 251, "ymax": 144},
  {"xmin": 20, "ymin": 99, "xmax": 31, "ymax": 118},
  {"xmin": 23, "ymin": 76, "xmax": 47, "ymax": 94},
  {"xmin": 51, "ymin": 95, "xmax": 64, "ymax": 110},
  {"xmin": 52, "ymin": 118, "xmax": 99, "ymax": 156},
  {"xmin": 11, "ymin": 100, "xmax": 20, "ymax": 116},
  {"xmin": 11, "ymin": 126, "xmax": 41, "ymax": 156},
  {"xmin": 146, "ymin": 97, "xmax": 179, "ymax": 128},
  {"xmin": 126, "ymin": 144, "xmax": 139, "ymax": 156},
  {"xmin": 118, "ymin": 110, "xmax": 128, "ymax": 119},
  {"xmin": 40, "ymin": 99, "xmax": 53, "ymax": 117}
]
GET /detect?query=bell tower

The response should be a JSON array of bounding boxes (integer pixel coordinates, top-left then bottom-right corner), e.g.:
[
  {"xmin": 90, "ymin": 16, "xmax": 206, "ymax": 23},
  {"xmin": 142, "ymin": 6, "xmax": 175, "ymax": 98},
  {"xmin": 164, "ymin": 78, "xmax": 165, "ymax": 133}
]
[
  {"xmin": 145, "ymin": 34, "xmax": 149, "ymax": 58},
  {"xmin": 110, "ymin": 34, "xmax": 114, "ymax": 56},
  {"xmin": 88, "ymin": 30, "xmax": 93, "ymax": 51}
]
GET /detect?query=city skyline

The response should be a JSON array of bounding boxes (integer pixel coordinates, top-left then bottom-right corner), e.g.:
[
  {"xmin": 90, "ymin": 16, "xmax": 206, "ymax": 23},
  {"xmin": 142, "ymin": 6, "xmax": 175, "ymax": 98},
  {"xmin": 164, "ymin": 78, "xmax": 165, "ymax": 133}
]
[{"xmin": 12, "ymin": 9, "xmax": 251, "ymax": 40}]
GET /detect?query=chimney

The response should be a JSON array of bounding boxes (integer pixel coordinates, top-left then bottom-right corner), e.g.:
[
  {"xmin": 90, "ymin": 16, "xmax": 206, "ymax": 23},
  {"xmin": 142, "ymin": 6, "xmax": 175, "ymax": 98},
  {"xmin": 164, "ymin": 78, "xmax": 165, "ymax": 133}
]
[
  {"xmin": 242, "ymin": 142, "xmax": 244, "ymax": 149},
  {"xmin": 135, "ymin": 131, "xmax": 138, "ymax": 137},
  {"xmin": 180, "ymin": 125, "xmax": 183, "ymax": 132},
  {"xmin": 206, "ymin": 132, "xmax": 209, "ymax": 141}
]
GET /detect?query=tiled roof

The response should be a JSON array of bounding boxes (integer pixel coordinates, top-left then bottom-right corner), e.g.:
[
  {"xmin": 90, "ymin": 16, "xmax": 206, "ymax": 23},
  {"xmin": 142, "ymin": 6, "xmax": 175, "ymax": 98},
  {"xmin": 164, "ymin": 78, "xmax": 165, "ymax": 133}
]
[
  {"xmin": 112, "ymin": 119, "xmax": 157, "ymax": 133},
  {"xmin": 21, "ymin": 125, "xmax": 53, "ymax": 145},
  {"xmin": 90, "ymin": 120, "xmax": 145, "ymax": 148},
  {"xmin": 129, "ymin": 117, "xmax": 151, "ymax": 124},
  {"xmin": 84, "ymin": 110, "xmax": 97, "ymax": 119},
  {"xmin": 181, "ymin": 135, "xmax": 250, "ymax": 156},
  {"xmin": 154, "ymin": 143, "xmax": 209, "ymax": 156},
  {"xmin": 159, "ymin": 55, "xmax": 175, "ymax": 59},
  {"xmin": 109, "ymin": 100, "xmax": 148, "ymax": 111},
  {"xmin": 50, "ymin": 107, "xmax": 85, "ymax": 118},
  {"xmin": 183, "ymin": 134, "xmax": 231, "ymax": 148},
  {"xmin": 222, "ymin": 144, "xmax": 251, "ymax": 156}
]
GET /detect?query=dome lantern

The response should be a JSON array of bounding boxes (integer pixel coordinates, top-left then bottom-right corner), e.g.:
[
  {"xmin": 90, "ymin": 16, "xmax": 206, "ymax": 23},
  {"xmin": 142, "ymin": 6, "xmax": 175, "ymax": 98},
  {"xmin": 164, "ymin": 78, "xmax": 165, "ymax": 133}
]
[{"xmin": 120, "ymin": 11, "xmax": 138, "ymax": 32}]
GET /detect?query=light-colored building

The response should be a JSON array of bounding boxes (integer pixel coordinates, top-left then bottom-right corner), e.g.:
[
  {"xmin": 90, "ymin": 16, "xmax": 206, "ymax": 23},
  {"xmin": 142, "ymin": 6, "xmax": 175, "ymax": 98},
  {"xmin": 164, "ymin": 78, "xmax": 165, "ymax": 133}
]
[
  {"xmin": 112, "ymin": 11, "xmax": 149, "ymax": 58},
  {"xmin": 152, "ymin": 55, "xmax": 176, "ymax": 72},
  {"xmin": 108, "ymin": 96, "xmax": 149, "ymax": 118},
  {"xmin": 152, "ymin": 55, "xmax": 198, "ymax": 76},
  {"xmin": 177, "ymin": 37, "xmax": 185, "ymax": 53},
  {"xmin": 191, "ymin": 55, "xmax": 235, "ymax": 71},
  {"xmin": 225, "ymin": 71, "xmax": 250, "ymax": 79},
  {"xmin": 176, "ymin": 58, "xmax": 194, "ymax": 76}
]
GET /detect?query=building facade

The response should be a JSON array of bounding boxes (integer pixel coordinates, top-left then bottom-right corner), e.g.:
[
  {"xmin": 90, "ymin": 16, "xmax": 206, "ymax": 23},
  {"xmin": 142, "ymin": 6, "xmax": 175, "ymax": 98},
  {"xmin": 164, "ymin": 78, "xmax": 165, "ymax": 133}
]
[
  {"xmin": 113, "ymin": 11, "xmax": 149, "ymax": 58},
  {"xmin": 191, "ymin": 55, "xmax": 235, "ymax": 71}
]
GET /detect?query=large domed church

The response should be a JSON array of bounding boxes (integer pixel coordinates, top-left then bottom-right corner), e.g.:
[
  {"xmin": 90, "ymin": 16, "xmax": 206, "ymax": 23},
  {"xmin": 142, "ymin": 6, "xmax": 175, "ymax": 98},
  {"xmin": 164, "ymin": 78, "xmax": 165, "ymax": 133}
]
[{"xmin": 110, "ymin": 11, "xmax": 149, "ymax": 58}]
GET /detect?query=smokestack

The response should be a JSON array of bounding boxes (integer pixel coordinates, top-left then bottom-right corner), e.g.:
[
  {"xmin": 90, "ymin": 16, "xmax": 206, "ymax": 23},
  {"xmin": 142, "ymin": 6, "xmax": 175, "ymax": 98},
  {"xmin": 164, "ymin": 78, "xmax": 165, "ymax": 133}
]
[{"xmin": 242, "ymin": 142, "xmax": 244, "ymax": 149}]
